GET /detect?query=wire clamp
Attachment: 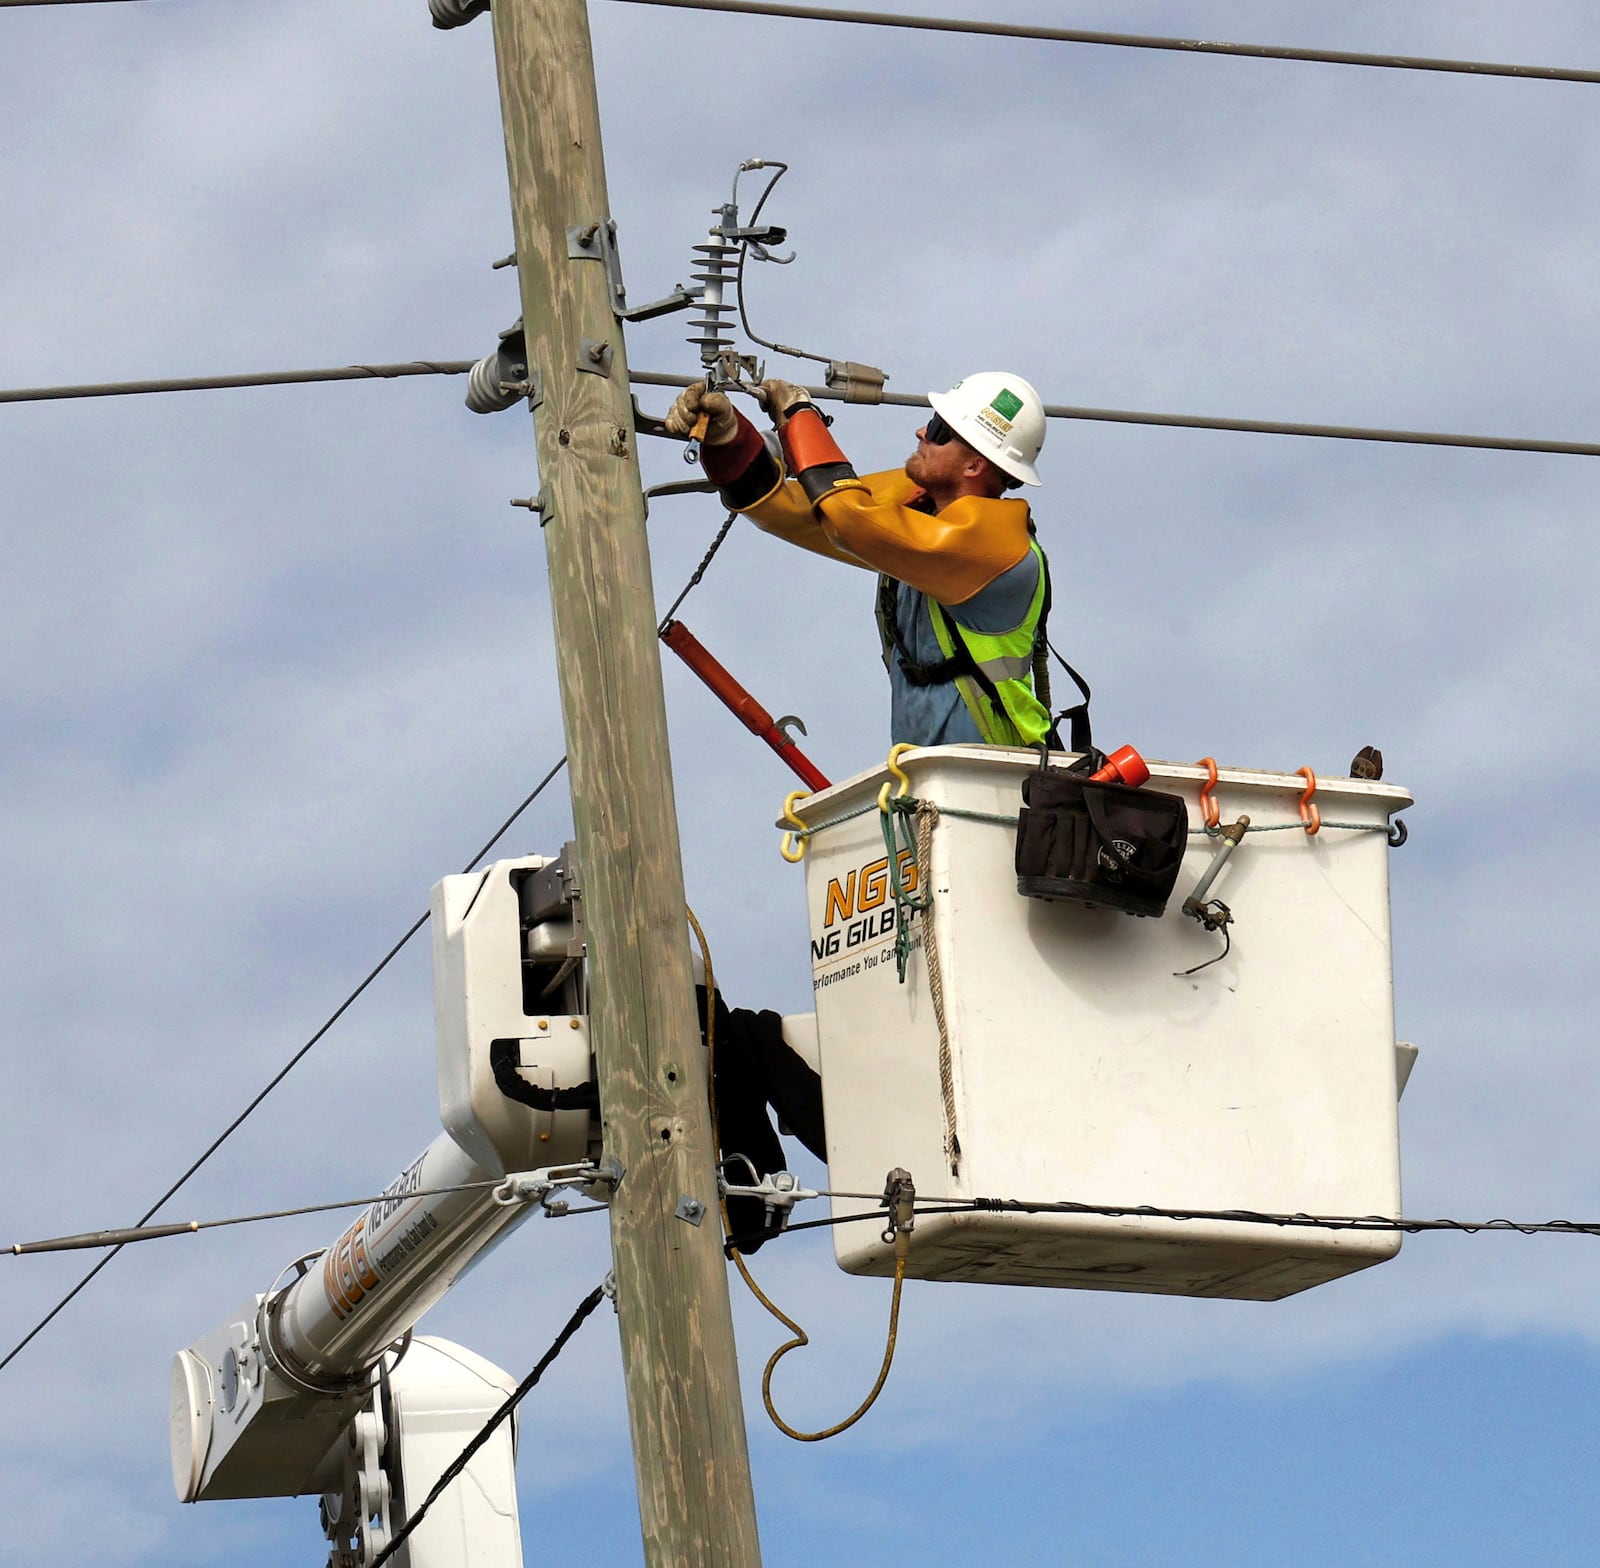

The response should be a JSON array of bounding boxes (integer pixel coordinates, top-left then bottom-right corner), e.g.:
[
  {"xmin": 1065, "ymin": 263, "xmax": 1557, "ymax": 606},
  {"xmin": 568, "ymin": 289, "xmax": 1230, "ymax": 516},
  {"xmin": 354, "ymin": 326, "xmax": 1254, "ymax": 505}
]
[
  {"xmin": 880, "ymin": 1167, "xmax": 917, "ymax": 1245},
  {"xmin": 720, "ymin": 1166, "xmax": 817, "ymax": 1231},
  {"xmin": 493, "ymin": 1160, "xmax": 608, "ymax": 1209},
  {"xmin": 826, "ymin": 360, "xmax": 888, "ymax": 404}
]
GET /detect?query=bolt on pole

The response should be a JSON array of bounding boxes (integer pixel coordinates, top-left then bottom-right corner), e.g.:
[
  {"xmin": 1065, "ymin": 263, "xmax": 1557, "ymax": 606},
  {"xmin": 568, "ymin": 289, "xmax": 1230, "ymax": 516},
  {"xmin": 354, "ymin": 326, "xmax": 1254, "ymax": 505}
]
[{"xmin": 486, "ymin": 2, "xmax": 763, "ymax": 1564}]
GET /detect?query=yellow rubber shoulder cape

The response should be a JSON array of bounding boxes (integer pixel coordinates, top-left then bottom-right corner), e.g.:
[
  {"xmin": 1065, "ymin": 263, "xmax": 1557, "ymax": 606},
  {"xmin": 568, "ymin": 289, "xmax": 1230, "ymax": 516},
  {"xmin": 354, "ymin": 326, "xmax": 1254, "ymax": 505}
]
[{"xmin": 743, "ymin": 468, "xmax": 1034, "ymax": 606}]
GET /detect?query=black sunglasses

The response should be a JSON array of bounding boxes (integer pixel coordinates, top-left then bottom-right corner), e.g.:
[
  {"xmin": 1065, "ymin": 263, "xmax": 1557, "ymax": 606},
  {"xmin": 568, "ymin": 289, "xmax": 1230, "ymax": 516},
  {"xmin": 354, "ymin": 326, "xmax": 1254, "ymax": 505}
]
[{"xmin": 923, "ymin": 412, "xmax": 959, "ymax": 445}]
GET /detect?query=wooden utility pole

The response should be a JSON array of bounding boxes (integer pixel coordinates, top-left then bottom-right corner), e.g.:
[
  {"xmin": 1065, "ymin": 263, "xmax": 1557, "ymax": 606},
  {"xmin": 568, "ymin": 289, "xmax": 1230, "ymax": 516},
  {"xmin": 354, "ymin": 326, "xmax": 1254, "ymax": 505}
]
[{"xmin": 488, "ymin": 3, "xmax": 763, "ymax": 1564}]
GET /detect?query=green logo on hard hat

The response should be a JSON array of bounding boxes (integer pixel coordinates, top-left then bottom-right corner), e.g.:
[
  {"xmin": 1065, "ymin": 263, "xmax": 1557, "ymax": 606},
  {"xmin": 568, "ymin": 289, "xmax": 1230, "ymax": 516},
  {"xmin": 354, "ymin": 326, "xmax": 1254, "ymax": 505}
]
[{"xmin": 990, "ymin": 388, "xmax": 1024, "ymax": 420}]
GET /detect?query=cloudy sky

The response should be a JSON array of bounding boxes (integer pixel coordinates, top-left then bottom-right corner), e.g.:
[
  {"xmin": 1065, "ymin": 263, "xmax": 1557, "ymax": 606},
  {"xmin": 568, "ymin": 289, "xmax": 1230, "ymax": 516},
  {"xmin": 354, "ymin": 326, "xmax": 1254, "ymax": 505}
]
[{"xmin": 3, "ymin": 1, "xmax": 1599, "ymax": 1563}]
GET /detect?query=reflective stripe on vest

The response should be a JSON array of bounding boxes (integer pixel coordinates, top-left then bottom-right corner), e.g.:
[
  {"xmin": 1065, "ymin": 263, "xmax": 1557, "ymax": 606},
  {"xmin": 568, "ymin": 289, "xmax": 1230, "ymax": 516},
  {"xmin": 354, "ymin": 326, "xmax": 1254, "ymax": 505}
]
[{"xmin": 926, "ymin": 540, "xmax": 1052, "ymax": 748}]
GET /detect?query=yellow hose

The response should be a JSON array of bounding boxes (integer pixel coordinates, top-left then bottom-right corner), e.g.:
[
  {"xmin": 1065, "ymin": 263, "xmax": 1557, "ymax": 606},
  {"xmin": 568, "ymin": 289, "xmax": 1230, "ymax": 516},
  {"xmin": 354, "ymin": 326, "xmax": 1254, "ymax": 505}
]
[{"xmin": 685, "ymin": 904, "xmax": 909, "ymax": 1443}]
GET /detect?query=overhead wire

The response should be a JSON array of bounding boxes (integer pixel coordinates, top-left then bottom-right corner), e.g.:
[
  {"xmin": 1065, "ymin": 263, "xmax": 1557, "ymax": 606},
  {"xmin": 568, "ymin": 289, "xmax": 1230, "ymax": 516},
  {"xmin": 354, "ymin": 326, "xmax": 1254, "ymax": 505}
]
[
  {"xmin": 11, "ymin": 1169, "xmax": 1599, "ymax": 1261},
  {"xmin": 738, "ymin": 1196, "xmax": 1600, "ymax": 1248},
  {"xmin": 5, "ymin": 1180, "xmax": 554, "ymax": 1257},
  {"xmin": 0, "ymin": 361, "xmax": 474, "ymax": 404},
  {"xmin": 10, "ymin": 0, "xmax": 1599, "ymax": 88},
  {"xmin": 629, "ymin": 371, "xmax": 1600, "ymax": 459},
  {"xmin": 610, "ymin": 0, "xmax": 1600, "ymax": 87},
  {"xmin": 369, "ymin": 1281, "xmax": 609, "ymax": 1568},
  {"xmin": 8, "ymin": 359, "xmax": 1600, "ymax": 460}
]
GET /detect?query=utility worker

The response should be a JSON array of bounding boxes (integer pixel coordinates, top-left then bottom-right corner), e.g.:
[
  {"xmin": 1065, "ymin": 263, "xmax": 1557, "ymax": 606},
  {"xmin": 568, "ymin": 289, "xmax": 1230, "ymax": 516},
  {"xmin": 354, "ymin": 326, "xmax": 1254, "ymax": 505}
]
[{"xmin": 666, "ymin": 372, "xmax": 1059, "ymax": 748}]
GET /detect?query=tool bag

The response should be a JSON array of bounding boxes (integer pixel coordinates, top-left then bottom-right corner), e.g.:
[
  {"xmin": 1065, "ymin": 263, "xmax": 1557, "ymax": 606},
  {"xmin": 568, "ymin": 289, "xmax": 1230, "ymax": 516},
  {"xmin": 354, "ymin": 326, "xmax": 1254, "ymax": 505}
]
[{"xmin": 1014, "ymin": 751, "xmax": 1189, "ymax": 918}]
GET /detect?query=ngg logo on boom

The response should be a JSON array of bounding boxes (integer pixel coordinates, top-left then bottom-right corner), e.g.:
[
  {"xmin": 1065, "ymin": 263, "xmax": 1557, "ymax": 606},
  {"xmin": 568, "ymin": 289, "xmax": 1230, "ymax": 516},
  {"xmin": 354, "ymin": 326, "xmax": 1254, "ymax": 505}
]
[{"xmin": 812, "ymin": 850, "xmax": 918, "ymax": 961}]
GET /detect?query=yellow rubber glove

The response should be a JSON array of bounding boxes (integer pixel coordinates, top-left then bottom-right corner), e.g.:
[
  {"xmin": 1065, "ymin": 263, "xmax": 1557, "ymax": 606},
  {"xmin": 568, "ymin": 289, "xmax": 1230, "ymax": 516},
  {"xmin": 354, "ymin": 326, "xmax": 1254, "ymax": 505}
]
[{"xmin": 664, "ymin": 384, "xmax": 739, "ymax": 445}]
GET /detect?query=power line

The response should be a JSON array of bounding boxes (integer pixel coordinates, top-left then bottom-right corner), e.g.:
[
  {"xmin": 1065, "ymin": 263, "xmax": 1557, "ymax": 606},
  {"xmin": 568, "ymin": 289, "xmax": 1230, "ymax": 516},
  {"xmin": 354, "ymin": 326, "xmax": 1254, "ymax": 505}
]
[
  {"xmin": 8, "ymin": 358, "xmax": 1600, "ymax": 460},
  {"xmin": 370, "ymin": 1282, "xmax": 608, "ymax": 1568},
  {"xmin": 629, "ymin": 371, "xmax": 1600, "ymax": 460},
  {"xmin": 0, "ymin": 361, "xmax": 474, "ymax": 404},
  {"xmin": 7, "ymin": 1181, "xmax": 608, "ymax": 1257},
  {"xmin": 9, "ymin": 0, "xmax": 1595, "ymax": 88},
  {"xmin": 759, "ymin": 1196, "xmax": 1600, "ymax": 1246},
  {"xmin": 611, "ymin": 0, "xmax": 1600, "ymax": 87},
  {"xmin": 6, "ymin": 1182, "xmax": 509, "ymax": 1256},
  {"xmin": 18, "ymin": 1170, "xmax": 1598, "ymax": 1259}
]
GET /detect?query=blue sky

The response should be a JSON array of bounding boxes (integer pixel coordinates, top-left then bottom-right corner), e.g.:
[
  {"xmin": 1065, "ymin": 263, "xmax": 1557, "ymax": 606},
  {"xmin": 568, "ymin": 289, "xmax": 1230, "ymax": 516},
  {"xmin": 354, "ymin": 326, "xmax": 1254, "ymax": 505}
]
[{"xmin": 2, "ymin": 1, "xmax": 1599, "ymax": 1564}]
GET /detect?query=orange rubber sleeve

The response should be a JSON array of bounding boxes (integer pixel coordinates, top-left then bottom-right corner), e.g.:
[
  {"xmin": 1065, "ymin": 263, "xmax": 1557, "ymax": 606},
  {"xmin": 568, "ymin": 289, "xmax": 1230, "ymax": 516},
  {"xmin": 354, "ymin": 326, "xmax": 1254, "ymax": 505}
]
[{"xmin": 780, "ymin": 406, "xmax": 851, "ymax": 473}]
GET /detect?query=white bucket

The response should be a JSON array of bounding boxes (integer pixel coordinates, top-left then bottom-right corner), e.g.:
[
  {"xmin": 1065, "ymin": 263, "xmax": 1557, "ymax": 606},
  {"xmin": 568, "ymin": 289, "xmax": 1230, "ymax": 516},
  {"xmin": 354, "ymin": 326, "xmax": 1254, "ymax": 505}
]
[{"xmin": 795, "ymin": 747, "xmax": 1413, "ymax": 1301}]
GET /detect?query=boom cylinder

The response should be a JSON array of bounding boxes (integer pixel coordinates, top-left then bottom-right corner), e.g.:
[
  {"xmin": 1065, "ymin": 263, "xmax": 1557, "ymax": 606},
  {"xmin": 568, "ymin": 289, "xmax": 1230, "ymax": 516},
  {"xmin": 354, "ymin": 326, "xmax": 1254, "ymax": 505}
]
[{"xmin": 267, "ymin": 1132, "xmax": 532, "ymax": 1389}]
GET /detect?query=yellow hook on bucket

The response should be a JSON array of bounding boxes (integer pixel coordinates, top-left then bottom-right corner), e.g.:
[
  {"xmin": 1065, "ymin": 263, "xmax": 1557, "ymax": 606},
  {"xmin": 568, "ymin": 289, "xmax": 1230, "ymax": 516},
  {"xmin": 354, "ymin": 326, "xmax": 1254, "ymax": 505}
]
[
  {"xmin": 779, "ymin": 791, "xmax": 813, "ymax": 862},
  {"xmin": 876, "ymin": 743, "xmax": 917, "ymax": 815}
]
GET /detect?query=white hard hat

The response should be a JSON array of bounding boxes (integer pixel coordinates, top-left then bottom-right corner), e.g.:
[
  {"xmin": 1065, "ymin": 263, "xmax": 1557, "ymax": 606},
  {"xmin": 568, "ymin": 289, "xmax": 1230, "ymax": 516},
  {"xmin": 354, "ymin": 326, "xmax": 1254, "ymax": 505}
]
[{"xmin": 927, "ymin": 371, "xmax": 1046, "ymax": 486}]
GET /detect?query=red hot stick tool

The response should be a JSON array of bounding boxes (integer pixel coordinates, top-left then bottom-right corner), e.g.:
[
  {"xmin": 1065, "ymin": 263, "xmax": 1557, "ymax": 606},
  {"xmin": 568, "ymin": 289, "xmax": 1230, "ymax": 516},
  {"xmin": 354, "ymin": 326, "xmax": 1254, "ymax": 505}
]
[{"xmin": 660, "ymin": 620, "xmax": 832, "ymax": 793}]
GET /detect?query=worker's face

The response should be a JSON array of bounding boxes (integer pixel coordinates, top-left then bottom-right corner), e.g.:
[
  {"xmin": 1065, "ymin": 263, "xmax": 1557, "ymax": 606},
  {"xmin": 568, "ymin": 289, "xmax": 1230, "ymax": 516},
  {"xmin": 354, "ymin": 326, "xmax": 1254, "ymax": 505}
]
[{"xmin": 906, "ymin": 420, "xmax": 979, "ymax": 491}]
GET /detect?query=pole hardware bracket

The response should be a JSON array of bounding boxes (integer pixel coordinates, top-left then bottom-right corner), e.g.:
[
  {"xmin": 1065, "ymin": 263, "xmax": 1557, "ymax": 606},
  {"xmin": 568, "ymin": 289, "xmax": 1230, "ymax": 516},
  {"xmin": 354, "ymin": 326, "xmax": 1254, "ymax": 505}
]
[
  {"xmin": 578, "ymin": 339, "xmax": 614, "ymax": 378},
  {"xmin": 632, "ymin": 395, "xmax": 674, "ymax": 441},
  {"xmin": 642, "ymin": 477, "xmax": 717, "ymax": 516},
  {"xmin": 675, "ymin": 1196, "xmax": 707, "ymax": 1227},
  {"xmin": 617, "ymin": 283, "xmax": 705, "ymax": 324},
  {"xmin": 567, "ymin": 218, "xmax": 630, "ymax": 315}
]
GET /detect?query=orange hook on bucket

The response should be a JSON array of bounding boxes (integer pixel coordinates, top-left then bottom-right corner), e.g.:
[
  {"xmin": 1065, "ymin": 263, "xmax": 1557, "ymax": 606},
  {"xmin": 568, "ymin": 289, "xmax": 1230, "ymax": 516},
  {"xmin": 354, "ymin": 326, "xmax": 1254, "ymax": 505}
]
[
  {"xmin": 1196, "ymin": 757, "xmax": 1220, "ymax": 831},
  {"xmin": 1296, "ymin": 766, "xmax": 1321, "ymax": 836}
]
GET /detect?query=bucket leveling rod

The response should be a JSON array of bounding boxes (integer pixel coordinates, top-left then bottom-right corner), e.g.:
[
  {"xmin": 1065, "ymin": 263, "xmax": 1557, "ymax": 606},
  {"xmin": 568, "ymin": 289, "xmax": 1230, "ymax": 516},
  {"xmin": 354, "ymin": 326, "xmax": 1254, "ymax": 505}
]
[{"xmin": 661, "ymin": 619, "xmax": 831, "ymax": 792}]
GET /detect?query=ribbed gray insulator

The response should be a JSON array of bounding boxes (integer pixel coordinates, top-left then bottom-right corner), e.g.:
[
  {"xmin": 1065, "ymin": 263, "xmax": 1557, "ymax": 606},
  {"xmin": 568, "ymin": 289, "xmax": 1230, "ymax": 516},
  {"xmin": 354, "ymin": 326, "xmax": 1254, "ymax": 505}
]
[
  {"xmin": 688, "ymin": 236, "xmax": 740, "ymax": 366},
  {"xmin": 465, "ymin": 350, "xmax": 522, "ymax": 414},
  {"xmin": 430, "ymin": 0, "xmax": 490, "ymax": 29}
]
